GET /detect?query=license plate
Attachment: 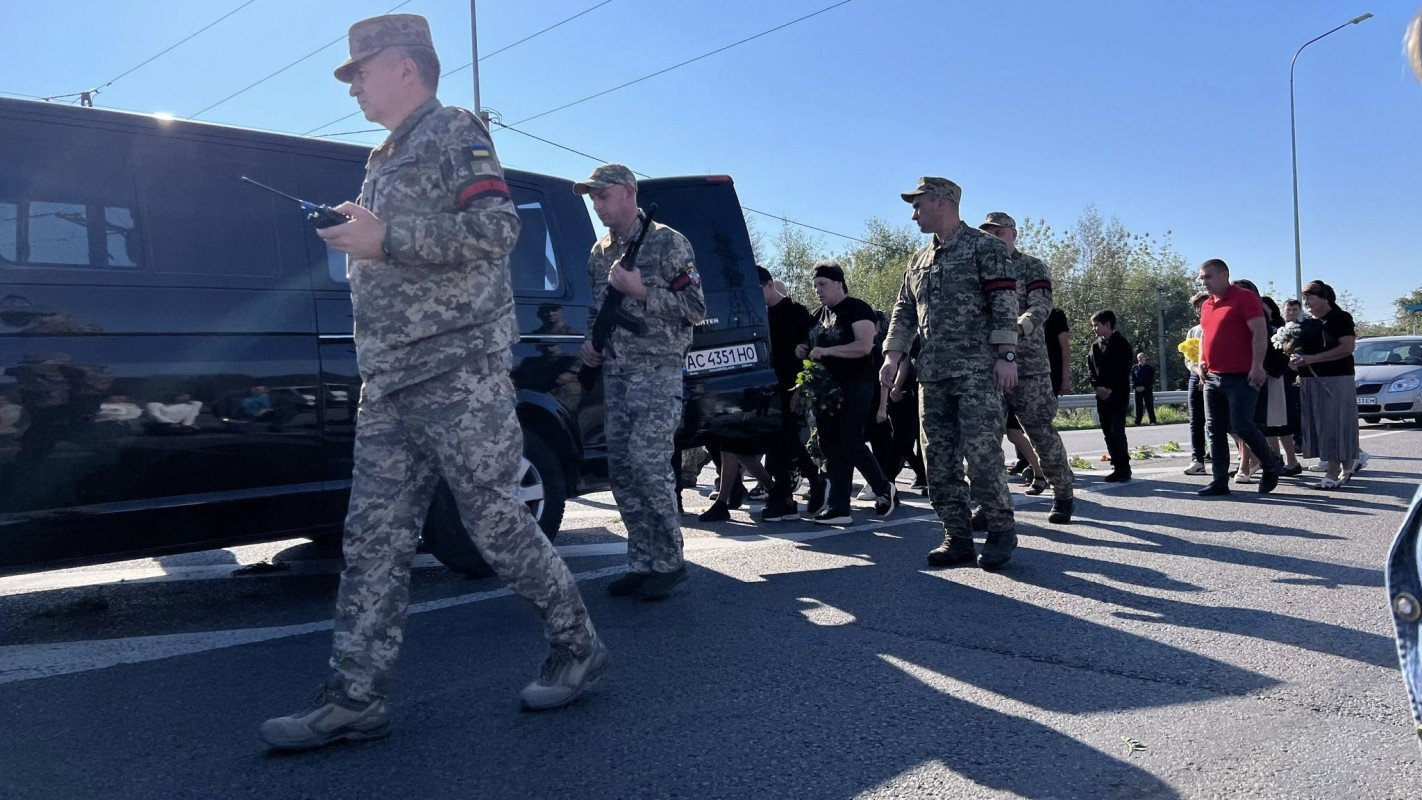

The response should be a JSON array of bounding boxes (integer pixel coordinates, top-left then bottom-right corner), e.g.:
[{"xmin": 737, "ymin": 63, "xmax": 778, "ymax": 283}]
[
  {"xmin": 1356, "ymin": 396, "xmax": 1378, "ymax": 406},
  {"xmin": 686, "ymin": 344, "xmax": 758, "ymax": 374}
]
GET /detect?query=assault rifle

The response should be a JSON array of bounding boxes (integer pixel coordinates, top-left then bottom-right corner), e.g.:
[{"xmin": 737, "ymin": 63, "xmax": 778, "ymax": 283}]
[{"xmin": 578, "ymin": 204, "xmax": 658, "ymax": 390}]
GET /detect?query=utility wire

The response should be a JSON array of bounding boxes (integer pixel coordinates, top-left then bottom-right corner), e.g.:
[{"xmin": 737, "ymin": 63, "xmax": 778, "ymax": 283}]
[
  {"xmin": 506, "ymin": 0, "xmax": 854, "ymax": 127},
  {"xmin": 191, "ymin": 0, "xmax": 416, "ymax": 119},
  {"xmin": 94, "ymin": 0, "xmax": 260, "ymax": 98},
  {"xmin": 302, "ymin": 0, "xmax": 615, "ymax": 136}
]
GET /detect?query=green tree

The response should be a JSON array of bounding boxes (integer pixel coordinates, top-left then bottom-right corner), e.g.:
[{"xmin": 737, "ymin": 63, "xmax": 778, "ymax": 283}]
[
  {"xmin": 1394, "ymin": 286, "xmax": 1422, "ymax": 335},
  {"xmin": 835, "ymin": 217, "xmax": 921, "ymax": 314},
  {"xmin": 767, "ymin": 221, "xmax": 829, "ymax": 307}
]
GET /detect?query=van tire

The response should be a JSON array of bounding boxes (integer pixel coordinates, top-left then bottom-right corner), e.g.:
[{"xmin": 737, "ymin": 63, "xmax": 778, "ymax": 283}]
[{"xmin": 423, "ymin": 430, "xmax": 567, "ymax": 578}]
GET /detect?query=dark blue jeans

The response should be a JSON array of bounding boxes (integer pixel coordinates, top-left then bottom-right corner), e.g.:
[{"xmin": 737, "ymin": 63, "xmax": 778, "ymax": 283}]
[
  {"xmin": 1187, "ymin": 372, "xmax": 1207, "ymax": 463},
  {"xmin": 1386, "ymin": 484, "xmax": 1422, "ymax": 750},
  {"xmin": 1203, "ymin": 372, "xmax": 1280, "ymax": 484}
]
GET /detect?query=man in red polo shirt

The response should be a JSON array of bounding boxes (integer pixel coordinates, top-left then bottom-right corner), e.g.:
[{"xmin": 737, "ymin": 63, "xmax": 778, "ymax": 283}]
[{"xmin": 1196, "ymin": 258, "xmax": 1281, "ymax": 496}]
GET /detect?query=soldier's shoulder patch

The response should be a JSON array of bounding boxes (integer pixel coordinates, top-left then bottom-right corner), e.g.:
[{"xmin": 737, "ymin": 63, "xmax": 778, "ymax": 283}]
[
  {"xmin": 469, "ymin": 143, "xmax": 492, "ymax": 159},
  {"xmin": 670, "ymin": 260, "xmax": 701, "ymax": 292}
]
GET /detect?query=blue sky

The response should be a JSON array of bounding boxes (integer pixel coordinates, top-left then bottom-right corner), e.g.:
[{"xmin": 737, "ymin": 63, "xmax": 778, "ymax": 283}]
[{"xmin": 6, "ymin": 0, "xmax": 1420, "ymax": 323}]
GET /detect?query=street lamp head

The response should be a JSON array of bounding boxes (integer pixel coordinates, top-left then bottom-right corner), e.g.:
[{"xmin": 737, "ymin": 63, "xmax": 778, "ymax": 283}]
[{"xmin": 1350, "ymin": 13, "xmax": 1373, "ymax": 25}]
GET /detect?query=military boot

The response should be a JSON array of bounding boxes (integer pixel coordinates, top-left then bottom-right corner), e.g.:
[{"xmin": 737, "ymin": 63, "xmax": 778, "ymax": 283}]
[
  {"xmin": 926, "ymin": 536, "xmax": 976, "ymax": 567},
  {"xmin": 969, "ymin": 506, "xmax": 988, "ymax": 531},
  {"xmin": 1047, "ymin": 496, "xmax": 1074, "ymax": 525},
  {"xmin": 978, "ymin": 529, "xmax": 1018, "ymax": 571}
]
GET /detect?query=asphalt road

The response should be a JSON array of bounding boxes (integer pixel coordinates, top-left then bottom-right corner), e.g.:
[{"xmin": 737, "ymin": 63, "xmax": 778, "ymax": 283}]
[{"xmin": 1, "ymin": 420, "xmax": 1419, "ymax": 799}]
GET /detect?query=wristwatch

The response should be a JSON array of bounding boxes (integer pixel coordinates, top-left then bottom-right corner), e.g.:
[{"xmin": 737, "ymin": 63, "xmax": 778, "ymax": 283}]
[{"xmin": 998, "ymin": 351, "xmax": 1017, "ymax": 363}]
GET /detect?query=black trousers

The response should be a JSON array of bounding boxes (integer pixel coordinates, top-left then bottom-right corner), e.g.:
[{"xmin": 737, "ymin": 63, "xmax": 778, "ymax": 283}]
[
  {"xmin": 1098, "ymin": 393, "xmax": 1131, "ymax": 473},
  {"xmin": 868, "ymin": 383, "xmax": 926, "ymax": 484},
  {"xmin": 816, "ymin": 380, "xmax": 890, "ymax": 513},
  {"xmin": 1134, "ymin": 388, "xmax": 1156, "ymax": 424},
  {"xmin": 768, "ymin": 392, "xmax": 818, "ymax": 503}
]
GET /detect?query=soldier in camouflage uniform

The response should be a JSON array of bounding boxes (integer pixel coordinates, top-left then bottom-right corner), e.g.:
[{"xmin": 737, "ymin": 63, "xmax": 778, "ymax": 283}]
[
  {"xmin": 575, "ymin": 164, "xmax": 706, "ymax": 600},
  {"xmin": 978, "ymin": 213, "xmax": 1075, "ymax": 525},
  {"xmin": 261, "ymin": 14, "xmax": 604, "ymax": 753},
  {"xmin": 881, "ymin": 178, "xmax": 1021, "ymax": 571}
]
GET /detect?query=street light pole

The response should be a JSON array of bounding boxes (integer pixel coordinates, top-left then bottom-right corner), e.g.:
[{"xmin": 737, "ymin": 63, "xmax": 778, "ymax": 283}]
[
  {"xmin": 1290, "ymin": 12, "xmax": 1372, "ymax": 303},
  {"xmin": 470, "ymin": 0, "xmax": 483, "ymax": 121}
]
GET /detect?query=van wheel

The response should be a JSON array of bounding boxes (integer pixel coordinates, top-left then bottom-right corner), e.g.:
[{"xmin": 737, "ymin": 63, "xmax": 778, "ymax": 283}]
[{"xmin": 423, "ymin": 431, "xmax": 567, "ymax": 578}]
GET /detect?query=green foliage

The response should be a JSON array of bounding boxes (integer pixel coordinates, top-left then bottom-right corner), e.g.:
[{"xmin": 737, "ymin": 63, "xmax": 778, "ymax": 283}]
[
  {"xmin": 834, "ymin": 217, "xmax": 921, "ymax": 314},
  {"xmin": 767, "ymin": 221, "xmax": 829, "ymax": 308},
  {"xmin": 794, "ymin": 359, "xmax": 842, "ymax": 458},
  {"xmin": 1160, "ymin": 440, "xmax": 1182, "ymax": 452}
]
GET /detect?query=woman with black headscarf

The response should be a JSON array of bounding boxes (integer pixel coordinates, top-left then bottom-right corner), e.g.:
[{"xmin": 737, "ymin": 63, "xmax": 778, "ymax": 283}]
[{"xmin": 1290, "ymin": 280, "xmax": 1360, "ymax": 489}]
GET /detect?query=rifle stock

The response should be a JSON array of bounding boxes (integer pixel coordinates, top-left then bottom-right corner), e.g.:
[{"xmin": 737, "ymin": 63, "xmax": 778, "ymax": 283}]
[{"xmin": 578, "ymin": 204, "xmax": 659, "ymax": 390}]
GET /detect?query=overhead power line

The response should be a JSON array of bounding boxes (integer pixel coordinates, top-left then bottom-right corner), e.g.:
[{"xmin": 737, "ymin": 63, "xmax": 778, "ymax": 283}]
[
  {"xmin": 191, "ymin": 0, "xmax": 416, "ymax": 119},
  {"xmin": 97, "ymin": 0, "xmax": 260, "ymax": 96},
  {"xmin": 506, "ymin": 0, "xmax": 855, "ymax": 127},
  {"xmin": 302, "ymin": 0, "xmax": 616, "ymax": 136}
]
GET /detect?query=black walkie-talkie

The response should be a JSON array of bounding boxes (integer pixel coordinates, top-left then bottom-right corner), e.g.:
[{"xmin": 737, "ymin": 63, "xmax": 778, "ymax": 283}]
[{"xmin": 240, "ymin": 176, "xmax": 350, "ymax": 229}]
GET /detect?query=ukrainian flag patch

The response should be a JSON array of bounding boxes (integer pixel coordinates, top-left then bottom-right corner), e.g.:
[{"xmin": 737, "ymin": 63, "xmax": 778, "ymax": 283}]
[{"xmin": 470, "ymin": 144, "xmax": 492, "ymax": 159}]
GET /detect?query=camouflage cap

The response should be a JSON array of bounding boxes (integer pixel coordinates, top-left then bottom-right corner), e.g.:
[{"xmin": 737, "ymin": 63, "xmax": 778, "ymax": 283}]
[
  {"xmin": 900, "ymin": 176, "xmax": 962, "ymax": 204},
  {"xmin": 572, "ymin": 163, "xmax": 637, "ymax": 196},
  {"xmin": 335, "ymin": 14, "xmax": 434, "ymax": 83},
  {"xmin": 979, "ymin": 211, "xmax": 1016, "ymax": 230}
]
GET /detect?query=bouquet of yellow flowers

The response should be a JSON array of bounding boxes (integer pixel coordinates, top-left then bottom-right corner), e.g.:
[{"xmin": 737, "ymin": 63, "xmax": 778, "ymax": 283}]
[{"xmin": 1177, "ymin": 337, "xmax": 1201, "ymax": 365}]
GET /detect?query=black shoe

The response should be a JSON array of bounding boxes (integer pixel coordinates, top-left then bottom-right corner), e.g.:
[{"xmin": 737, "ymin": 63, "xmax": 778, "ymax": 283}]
[
  {"xmin": 1281, "ymin": 464, "xmax": 1304, "ymax": 477},
  {"xmin": 1257, "ymin": 469, "xmax": 1279, "ymax": 494},
  {"xmin": 1103, "ymin": 471, "xmax": 1131, "ymax": 483},
  {"xmin": 759, "ymin": 498, "xmax": 798, "ymax": 522},
  {"xmin": 1025, "ymin": 479, "xmax": 1047, "ymax": 496},
  {"xmin": 1196, "ymin": 482, "xmax": 1230, "ymax": 497},
  {"xmin": 970, "ymin": 507, "xmax": 988, "ymax": 531},
  {"xmin": 978, "ymin": 529, "xmax": 1018, "ymax": 571},
  {"xmin": 607, "ymin": 572, "xmax": 653, "ymax": 597},
  {"xmin": 638, "ymin": 567, "xmax": 688, "ymax": 601},
  {"xmin": 1021, "ymin": 466, "xmax": 1036, "ymax": 486},
  {"xmin": 812, "ymin": 508, "xmax": 853, "ymax": 526},
  {"xmin": 803, "ymin": 476, "xmax": 828, "ymax": 518},
  {"xmin": 1007, "ymin": 459, "xmax": 1028, "ymax": 476},
  {"xmin": 873, "ymin": 484, "xmax": 897, "ymax": 516},
  {"xmin": 747, "ymin": 483, "xmax": 770, "ymax": 502},
  {"xmin": 708, "ymin": 489, "xmax": 720, "ymax": 501},
  {"xmin": 910, "ymin": 476, "xmax": 928, "ymax": 492},
  {"xmin": 926, "ymin": 539, "xmax": 976, "ymax": 567},
  {"xmin": 1047, "ymin": 496, "xmax": 1074, "ymax": 524},
  {"xmin": 698, "ymin": 502, "xmax": 730, "ymax": 522}
]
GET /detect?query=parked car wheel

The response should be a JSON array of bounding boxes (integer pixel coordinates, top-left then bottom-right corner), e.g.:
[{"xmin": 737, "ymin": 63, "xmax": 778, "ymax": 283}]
[{"xmin": 422, "ymin": 430, "xmax": 567, "ymax": 578}]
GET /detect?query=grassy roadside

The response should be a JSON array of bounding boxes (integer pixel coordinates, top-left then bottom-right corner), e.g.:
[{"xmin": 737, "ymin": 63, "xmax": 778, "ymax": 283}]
[{"xmin": 1054, "ymin": 404, "xmax": 1188, "ymax": 431}]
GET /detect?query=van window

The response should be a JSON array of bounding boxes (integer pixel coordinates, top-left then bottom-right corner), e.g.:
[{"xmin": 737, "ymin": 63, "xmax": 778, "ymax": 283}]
[
  {"xmin": 512, "ymin": 201, "xmax": 561, "ymax": 294},
  {"xmin": 137, "ymin": 153, "xmax": 281, "ymax": 278},
  {"xmin": 0, "ymin": 142, "xmax": 143, "ymax": 270}
]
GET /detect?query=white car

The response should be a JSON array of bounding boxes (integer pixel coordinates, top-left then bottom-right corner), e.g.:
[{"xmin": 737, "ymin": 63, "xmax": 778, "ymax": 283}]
[{"xmin": 1355, "ymin": 336, "xmax": 1422, "ymax": 426}]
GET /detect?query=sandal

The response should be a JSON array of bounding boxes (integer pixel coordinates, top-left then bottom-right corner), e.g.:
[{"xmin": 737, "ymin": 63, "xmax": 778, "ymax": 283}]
[
  {"xmin": 1025, "ymin": 479, "xmax": 1047, "ymax": 496},
  {"xmin": 1313, "ymin": 477, "xmax": 1340, "ymax": 490}
]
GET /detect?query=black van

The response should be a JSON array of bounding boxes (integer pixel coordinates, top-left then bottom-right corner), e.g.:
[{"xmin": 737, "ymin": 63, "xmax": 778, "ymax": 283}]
[{"xmin": 0, "ymin": 97, "xmax": 779, "ymax": 577}]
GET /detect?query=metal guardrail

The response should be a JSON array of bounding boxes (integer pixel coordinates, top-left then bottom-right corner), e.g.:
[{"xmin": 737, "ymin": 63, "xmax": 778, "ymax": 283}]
[{"xmin": 1057, "ymin": 390, "xmax": 1189, "ymax": 411}]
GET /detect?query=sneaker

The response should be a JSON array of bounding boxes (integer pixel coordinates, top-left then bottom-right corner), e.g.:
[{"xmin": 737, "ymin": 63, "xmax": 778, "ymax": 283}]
[
  {"xmin": 802, "ymin": 477, "xmax": 828, "ymax": 518},
  {"xmin": 698, "ymin": 502, "xmax": 730, "ymax": 523},
  {"xmin": 1258, "ymin": 469, "xmax": 1279, "ymax": 494},
  {"xmin": 812, "ymin": 508, "xmax": 853, "ymax": 526},
  {"xmin": 978, "ymin": 529, "xmax": 1018, "ymax": 571},
  {"xmin": 1307, "ymin": 462, "xmax": 1327, "ymax": 473},
  {"xmin": 926, "ymin": 538, "xmax": 976, "ymax": 567},
  {"xmin": 970, "ymin": 506, "xmax": 988, "ymax": 531},
  {"xmin": 910, "ymin": 476, "xmax": 928, "ymax": 492},
  {"xmin": 759, "ymin": 498, "xmax": 798, "ymax": 522},
  {"xmin": 1351, "ymin": 452, "xmax": 1371, "ymax": 474},
  {"xmin": 606, "ymin": 571, "xmax": 652, "ymax": 597},
  {"xmin": 1047, "ymin": 496, "xmax": 1074, "ymax": 524},
  {"xmin": 856, "ymin": 483, "xmax": 877, "ymax": 501},
  {"xmin": 1196, "ymin": 482, "xmax": 1230, "ymax": 497},
  {"xmin": 1184, "ymin": 461, "xmax": 1206, "ymax": 475},
  {"xmin": 520, "ymin": 638, "xmax": 609, "ymax": 711},
  {"xmin": 873, "ymin": 484, "xmax": 897, "ymax": 516},
  {"xmin": 708, "ymin": 489, "xmax": 720, "ymax": 501},
  {"xmin": 639, "ymin": 566, "xmax": 689, "ymax": 600},
  {"xmin": 260, "ymin": 676, "xmax": 390, "ymax": 751},
  {"xmin": 1233, "ymin": 471, "xmax": 1254, "ymax": 485},
  {"xmin": 1103, "ymin": 471, "xmax": 1132, "ymax": 483},
  {"xmin": 748, "ymin": 483, "xmax": 770, "ymax": 502}
]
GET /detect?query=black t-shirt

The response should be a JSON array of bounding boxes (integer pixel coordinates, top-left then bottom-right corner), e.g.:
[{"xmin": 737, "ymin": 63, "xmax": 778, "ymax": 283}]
[
  {"xmin": 811, "ymin": 295, "xmax": 877, "ymax": 385},
  {"xmin": 1297, "ymin": 308, "xmax": 1356, "ymax": 378},
  {"xmin": 767, "ymin": 295, "xmax": 816, "ymax": 392},
  {"xmin": 1045, "ymin": 308, "xmax": 1069, "ymax": 395}
]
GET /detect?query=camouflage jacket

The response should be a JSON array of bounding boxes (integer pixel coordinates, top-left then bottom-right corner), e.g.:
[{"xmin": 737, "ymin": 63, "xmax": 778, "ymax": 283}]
[
  {"xmin": 586, "ymin": 213, "xmax": 705, "ymax": 372},
  {"xmin": 349, "ymin": 98, "xmax": 521, "ymax": 401},
  {"xmin": 1010, "ymin": 250, "xmax": 1054, "ymax": 378},
  {"xmin": 884, "ymin": 221, "xmax": 1018, "ymax": 381}
]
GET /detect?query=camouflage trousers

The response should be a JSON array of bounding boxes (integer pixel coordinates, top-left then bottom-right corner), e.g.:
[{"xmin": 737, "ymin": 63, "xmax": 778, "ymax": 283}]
[
  {"xmin": 331, "ymin": 355, "xmax": 595, "ymax": 701},
  {"xmin": 1005, "ymin": 372, "xmax": 1074, "ymax": 501},
  {"xmin": 605, "ymin": 366, "xmax": 685, "ymax": 574},
  {"xmin": 920, "ymin": 376, "xmax": 1013, "ymax": 539}
]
